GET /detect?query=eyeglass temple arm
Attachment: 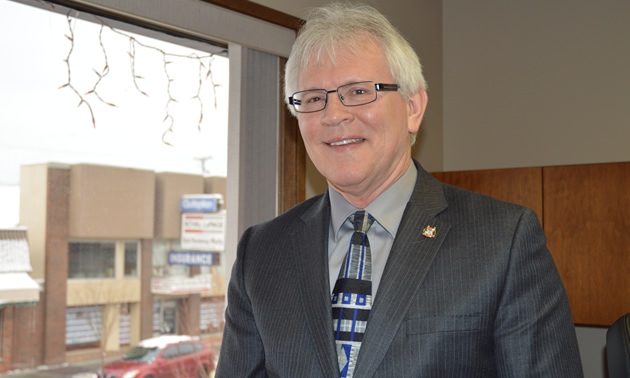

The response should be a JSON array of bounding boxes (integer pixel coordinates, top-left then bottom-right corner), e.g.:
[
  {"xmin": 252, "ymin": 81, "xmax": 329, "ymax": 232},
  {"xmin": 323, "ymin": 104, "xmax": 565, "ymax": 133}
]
[{"xmin": 375, "ymin": 83, "xmax": 399, "ymax": 91}]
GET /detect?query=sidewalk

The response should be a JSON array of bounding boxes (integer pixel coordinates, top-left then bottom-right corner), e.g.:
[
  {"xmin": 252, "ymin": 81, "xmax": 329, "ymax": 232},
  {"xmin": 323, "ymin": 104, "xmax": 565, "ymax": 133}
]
[{"xmin": 2, "ymin": 359, "xmax": 106, "ymax": 378}]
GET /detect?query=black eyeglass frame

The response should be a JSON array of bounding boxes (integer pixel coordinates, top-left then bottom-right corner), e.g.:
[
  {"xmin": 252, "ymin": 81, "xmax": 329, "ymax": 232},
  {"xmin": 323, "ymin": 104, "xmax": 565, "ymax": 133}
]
[{"xmin": 288, "ymin": 81, "xmax": 399, "ymax": 113}]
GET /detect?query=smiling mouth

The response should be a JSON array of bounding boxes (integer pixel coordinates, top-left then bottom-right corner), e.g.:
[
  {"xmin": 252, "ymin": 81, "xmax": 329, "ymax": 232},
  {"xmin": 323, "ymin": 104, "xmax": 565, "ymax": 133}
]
[{"xmin": 328, "ymin": 138, "xmax": 365, "ymax": 146}]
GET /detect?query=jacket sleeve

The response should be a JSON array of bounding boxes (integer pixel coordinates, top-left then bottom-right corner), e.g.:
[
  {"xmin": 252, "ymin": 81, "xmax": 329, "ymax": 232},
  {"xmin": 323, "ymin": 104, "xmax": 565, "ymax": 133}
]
[
  {"xmin": 215, "ymin": 227, "xmax": 268, "ymax": 377},
  {"xmin": 493, "ymin": 208, "xmax": 583, "ymax": 377}
]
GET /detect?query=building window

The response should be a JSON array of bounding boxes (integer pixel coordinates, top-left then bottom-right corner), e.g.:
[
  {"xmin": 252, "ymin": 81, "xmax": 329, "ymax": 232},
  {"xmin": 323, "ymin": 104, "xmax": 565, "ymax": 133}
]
[
  {"xmin": 124, "ymin": 242, "xmax": 139, "ymax": 278},
  {"xmin": 153, "ymin": 299, "xmax": 177, "ymax": 336},
  {"xmin": 66, "ymin": 305, "xmax": 102, "ymax": 349},
  {"xmin": 68, "ymin": 242, "xmax": 116, "ymax": 279},
  {"xmin": 119, "ymin": 304, "xmax": 131, "ymax": 346},
  {"xmin": 200, "ymin": 297, "xmax": 224, "ymax": 334},
  {"xmin": 153, "ymin": 240, "xmax": 190, "ymax": 278}
]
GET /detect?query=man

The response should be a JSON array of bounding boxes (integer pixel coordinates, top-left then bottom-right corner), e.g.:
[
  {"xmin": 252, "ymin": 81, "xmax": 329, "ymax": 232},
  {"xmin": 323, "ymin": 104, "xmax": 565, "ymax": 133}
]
[{"xmin": 217, "ymin": 3, "xmax": 583, "ymax": 377}]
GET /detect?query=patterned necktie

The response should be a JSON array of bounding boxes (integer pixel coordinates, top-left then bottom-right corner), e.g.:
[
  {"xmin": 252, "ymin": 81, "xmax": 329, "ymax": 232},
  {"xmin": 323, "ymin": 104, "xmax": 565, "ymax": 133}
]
[{"xmin": 332, "ymin": 210, "xmax": 375, "ymax": 378}]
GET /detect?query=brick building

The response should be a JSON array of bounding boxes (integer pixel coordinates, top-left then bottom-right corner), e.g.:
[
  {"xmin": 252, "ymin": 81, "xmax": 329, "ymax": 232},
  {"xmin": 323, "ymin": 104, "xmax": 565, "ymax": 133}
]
[{"xmin": 0, "ymin": 162, "xmax": 226, "ymax": 372}]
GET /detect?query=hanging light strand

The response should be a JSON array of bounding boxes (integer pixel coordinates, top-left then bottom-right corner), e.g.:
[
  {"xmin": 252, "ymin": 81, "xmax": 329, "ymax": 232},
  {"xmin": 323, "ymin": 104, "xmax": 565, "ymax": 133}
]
[{"xmin": 58, "ymin": 9, "xmax": 223, "ymax": 144}]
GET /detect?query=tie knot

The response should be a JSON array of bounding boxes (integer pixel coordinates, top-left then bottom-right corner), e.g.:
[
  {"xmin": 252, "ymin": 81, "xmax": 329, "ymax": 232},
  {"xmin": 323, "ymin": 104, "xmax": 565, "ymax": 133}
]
[{"xmin": 348, "ymin": 210, "xmax": 375, "ymax": 233}]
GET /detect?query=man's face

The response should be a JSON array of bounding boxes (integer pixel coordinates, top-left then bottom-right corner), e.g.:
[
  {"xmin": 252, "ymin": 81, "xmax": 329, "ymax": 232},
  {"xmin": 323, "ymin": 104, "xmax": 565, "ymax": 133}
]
[{"xmin": 296, "ymin": 36, "xmax": 427, "ymax": 205}]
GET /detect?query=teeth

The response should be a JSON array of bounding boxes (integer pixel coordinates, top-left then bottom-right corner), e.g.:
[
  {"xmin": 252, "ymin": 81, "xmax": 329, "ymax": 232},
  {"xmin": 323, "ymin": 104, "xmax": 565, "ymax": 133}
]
[{"xmin": 329, "ymin": 138, "xmax": 363, "ymax": 146}]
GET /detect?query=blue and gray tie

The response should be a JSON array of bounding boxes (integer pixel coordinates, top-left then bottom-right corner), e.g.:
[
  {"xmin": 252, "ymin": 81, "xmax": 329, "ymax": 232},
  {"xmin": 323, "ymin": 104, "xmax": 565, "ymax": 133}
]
[{"xmin": 332, "ymin": 210, "xmax": 375, "ymax": 378}]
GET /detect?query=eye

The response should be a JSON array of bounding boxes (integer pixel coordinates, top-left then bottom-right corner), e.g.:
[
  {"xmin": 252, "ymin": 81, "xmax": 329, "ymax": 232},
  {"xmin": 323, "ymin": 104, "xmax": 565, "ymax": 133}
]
[
  {"xmin": 306, "ymin": 95, "xmax": 324, "ymax": 103},
  {"xmin": 299, "ymin": 91, "xmax": 325, "ymax": 104},
  {"xmin": 343, "ymin": 83, "xmax": 373, "ymax": 98}
]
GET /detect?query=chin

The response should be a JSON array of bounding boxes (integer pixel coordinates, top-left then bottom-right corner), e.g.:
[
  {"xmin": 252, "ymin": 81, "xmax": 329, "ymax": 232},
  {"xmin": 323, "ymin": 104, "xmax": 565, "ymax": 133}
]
[{"xmin": 327, "ymin": 173, "xmax": 367, "ymax": 191}]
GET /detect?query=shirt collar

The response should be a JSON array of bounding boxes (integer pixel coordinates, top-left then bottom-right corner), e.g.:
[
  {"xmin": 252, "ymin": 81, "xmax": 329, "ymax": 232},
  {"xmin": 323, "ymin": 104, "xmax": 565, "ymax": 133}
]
[{"xmin": 329, "ymin": 162, "xmax": 417, "ymax": 241}]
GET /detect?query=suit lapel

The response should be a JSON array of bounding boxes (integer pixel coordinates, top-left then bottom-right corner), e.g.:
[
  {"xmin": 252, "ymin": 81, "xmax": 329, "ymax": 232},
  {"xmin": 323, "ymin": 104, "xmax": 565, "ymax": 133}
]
[
  {"xmin": 291, "ymin": 192, "xmax": 340, "ymax": 377},
  {"xmin": 354, "ymin": 162, "xmax": 452, "ymax": 377}
]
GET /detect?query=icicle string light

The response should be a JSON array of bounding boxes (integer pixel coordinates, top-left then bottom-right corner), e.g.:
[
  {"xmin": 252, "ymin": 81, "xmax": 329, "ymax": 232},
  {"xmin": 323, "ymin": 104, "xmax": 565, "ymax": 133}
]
[{"xmin": 58, "ymin": 9, "xmax": 223, "ymax": 144}]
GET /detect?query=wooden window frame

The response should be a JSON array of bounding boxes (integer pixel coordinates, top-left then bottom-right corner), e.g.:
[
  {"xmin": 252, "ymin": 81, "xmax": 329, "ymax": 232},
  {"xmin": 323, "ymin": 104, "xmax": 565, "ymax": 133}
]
[{"xmin": 200, "ymin": 1, "xmax": 305, "ymax": 213}]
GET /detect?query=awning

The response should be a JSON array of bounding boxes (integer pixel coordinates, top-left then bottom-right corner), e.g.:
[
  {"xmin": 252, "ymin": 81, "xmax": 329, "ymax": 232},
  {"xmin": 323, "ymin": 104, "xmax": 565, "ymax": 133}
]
[{"xmin": 0, "ymin": 272, "xmax": 40, "ymax": 305}]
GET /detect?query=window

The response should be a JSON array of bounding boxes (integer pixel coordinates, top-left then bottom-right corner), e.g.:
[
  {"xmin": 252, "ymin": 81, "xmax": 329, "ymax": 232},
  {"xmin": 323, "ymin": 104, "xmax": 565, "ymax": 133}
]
[
  {"xmin": 200, "ymin": 297, "xmax": 224, "ymax": 334},
  {"xmin": 153, "ymin": 299, "xmax": 177, "ymax": 336},
  {"xmin": 120, "ymin": 303, "xmax": 131, "ymax": 346},
  {"xmin": 0, "ymin": 0, "xmax": 230, "ymax": 230},
  {"xmin": 153, "ymin": 240, "xmax": 190, "ymax": 278},
  {"xmin": 66, "ymin": 305, "xmax": 103, "ymax": 349},
  {"xmin": 124, "ymin": 242, "xmax": 139, "ymax": 277},
  {"xmin": 179, "ymin": 342, "xmax": 195, "ymax": 356},
  {"xmin": 69, "ymin": 240, "xmax": 141, "ymax": 279},
  {"xmin": 1, "ymin": 0, "xmax": 295, "ymax": 366},
  {"xmin": 124, "ymin": 345, "xmax": 160, "ymax": 362},
  {"xmin": 161, "ymin": 345, "xmax": 180, "ymax": 359},
  {"xmin": 69, "ymin": 242, "xmax": 116, "ymax": 279}
]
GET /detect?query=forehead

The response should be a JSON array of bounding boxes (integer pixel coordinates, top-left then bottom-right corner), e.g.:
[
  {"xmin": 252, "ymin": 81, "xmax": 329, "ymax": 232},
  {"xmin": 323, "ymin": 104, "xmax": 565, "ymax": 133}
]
[{"xmin": 298, "ymin": 37, "xmax": 390, "ymax": 89}]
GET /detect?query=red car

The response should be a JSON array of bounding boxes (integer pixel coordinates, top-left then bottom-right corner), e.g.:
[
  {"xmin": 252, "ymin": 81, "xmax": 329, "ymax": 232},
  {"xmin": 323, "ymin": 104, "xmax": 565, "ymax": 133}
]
[{"xmin": 99, "ymin": 335, "xmax": 215, "ymax": 378}]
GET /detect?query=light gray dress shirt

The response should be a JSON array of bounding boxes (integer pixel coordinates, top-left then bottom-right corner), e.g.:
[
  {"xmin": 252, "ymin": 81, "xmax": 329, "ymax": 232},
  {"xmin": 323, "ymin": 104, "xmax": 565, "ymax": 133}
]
[{"xmin": 328, "ymin": 162, "xmax": 417, "ymax": 299}]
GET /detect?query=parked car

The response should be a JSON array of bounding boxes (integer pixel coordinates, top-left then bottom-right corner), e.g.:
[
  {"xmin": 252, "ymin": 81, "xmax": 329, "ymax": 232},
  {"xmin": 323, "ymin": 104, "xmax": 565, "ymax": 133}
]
[{"xmin": 99, "ymin": 335, "xmax": 215, "ymax": 378}]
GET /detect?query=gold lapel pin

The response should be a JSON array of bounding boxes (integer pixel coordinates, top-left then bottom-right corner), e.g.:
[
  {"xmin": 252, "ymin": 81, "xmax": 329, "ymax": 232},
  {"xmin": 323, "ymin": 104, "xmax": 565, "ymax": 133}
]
[{"xmin": 422, "ymin": 225, "xmax": 436, "ymax": 238}]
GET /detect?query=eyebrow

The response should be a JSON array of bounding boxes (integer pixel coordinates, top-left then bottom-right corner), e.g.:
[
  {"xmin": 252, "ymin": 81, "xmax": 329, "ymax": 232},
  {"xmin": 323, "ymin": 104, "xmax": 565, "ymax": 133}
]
[{"xmin": 299, "ymin": 80, "xmax": 370, "ymax": 91}]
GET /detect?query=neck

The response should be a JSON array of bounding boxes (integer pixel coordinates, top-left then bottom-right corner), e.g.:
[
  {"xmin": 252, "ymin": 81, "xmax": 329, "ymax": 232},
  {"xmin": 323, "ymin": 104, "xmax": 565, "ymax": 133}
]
[{"xmin": 330, "ymin": 158, "xmax": 411, "ymax": 209}]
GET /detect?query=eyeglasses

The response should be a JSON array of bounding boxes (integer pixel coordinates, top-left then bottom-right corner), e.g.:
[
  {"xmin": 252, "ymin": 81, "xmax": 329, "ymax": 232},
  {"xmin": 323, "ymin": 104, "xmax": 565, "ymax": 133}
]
[{"xmin": 288, "ymin": 81, "xmax": 399, "ymax": 113}]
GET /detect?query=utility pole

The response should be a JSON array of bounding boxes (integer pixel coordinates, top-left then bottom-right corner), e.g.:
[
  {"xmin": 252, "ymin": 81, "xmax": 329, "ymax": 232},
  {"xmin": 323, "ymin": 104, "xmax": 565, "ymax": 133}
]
[{"xmin": 194, "ymin": 156, "xmax": 213, "ymax": 176}]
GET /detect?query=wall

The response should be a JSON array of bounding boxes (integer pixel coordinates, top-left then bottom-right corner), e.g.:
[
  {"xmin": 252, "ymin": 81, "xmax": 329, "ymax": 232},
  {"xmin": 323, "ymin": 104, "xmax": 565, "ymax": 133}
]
[
  {"xmin": 0, "ymin": 308, "xmax": 14, "ymax": 372},
  {"xmin": 67, "ymin": 280, "xmax": 141, "ymax": 306},
  {"xmin": 155, "ymin": 172, "xmax": 205, "ymax": 239},
  {"xmin": 19, "ymin": 164, "xmax": 59, "ymax": 280},
  {"xmin": 442, "ymin": 0, "xmax": 630, "ymax": 171},
  {"xmin": 69, "ymin": 164, "xmax": 155, "ymax": 239}
]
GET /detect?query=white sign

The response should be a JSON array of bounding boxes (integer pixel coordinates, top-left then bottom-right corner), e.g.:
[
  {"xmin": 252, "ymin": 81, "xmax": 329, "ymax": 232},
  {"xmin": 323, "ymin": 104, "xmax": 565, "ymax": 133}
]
[
  {"xmin": 151, "ymin": 275, "xmax": 212, "ymax": 295},
  {"xmin": 181, "ymin": 210, "xmax": 226, "ymax": 251}
]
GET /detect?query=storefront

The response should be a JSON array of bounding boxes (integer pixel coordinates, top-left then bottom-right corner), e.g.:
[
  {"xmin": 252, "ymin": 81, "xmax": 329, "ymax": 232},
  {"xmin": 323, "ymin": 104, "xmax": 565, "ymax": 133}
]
[{"xmin": 150, "ymin": 194, "xmax": 226, "ymax": 339}]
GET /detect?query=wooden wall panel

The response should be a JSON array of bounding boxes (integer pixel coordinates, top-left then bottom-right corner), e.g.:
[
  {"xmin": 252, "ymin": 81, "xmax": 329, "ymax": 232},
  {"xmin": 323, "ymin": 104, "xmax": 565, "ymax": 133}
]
[
  {"xmin": 278, "ymin": 58, "xmax": 306, "ymax": 214},
  {"xmin": 543, "ymin": 162, "xmax": 630, "ymax": 326},
  {"xmin": 431, "ymin": 167, "xmax": 543, "ymax": 224}
]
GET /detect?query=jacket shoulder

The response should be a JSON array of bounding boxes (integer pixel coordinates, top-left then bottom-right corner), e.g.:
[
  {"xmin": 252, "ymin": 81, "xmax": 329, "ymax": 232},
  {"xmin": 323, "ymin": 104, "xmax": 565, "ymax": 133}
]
[{"xmin": 246, "ymin": 193, "xmax": 327, "ymax": 237}]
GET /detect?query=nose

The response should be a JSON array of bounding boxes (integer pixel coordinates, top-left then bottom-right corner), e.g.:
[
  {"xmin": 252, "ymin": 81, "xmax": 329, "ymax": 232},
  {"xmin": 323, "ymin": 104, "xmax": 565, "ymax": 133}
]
[{"xmin": 321, "ymin": 92, "xmax": 352, "ymax": 126}]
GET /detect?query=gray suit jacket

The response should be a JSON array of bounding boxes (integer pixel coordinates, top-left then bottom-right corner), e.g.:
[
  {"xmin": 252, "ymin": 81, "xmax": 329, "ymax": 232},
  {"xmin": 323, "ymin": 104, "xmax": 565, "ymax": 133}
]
[{"xmin": 216, "ymin": 161, "xmax": 583, "ymax": 377}]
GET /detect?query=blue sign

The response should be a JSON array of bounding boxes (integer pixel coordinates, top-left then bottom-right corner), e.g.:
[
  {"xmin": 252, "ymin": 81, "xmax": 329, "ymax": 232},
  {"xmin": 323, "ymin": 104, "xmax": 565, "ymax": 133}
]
[
  {"xmin": 180, "ymin": 197, "xmax": 218, "ymax": 212},
  {"xmin": 168, "ymin": 251, "xmax": 218, "ymax": 266}
]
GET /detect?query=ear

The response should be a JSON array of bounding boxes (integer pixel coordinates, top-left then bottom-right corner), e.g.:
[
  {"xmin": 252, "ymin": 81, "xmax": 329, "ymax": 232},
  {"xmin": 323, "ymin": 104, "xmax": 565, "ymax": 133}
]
[{"xmin": 407, "ymin": 87, "xmax": 428, "ymax": 134}]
